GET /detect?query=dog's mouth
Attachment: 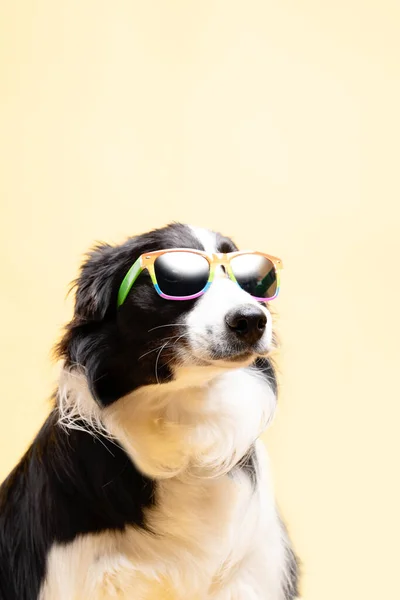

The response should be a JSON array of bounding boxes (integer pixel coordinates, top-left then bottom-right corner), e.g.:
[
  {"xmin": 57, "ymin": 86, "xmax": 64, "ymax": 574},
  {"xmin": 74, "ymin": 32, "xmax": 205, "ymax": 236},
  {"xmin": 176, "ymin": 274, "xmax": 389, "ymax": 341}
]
[
  {"xmin": 209, "ymin": 347, "xmax": 254, "ymax": 362},
  {"xmin": 181, "ymin": 343, "xmax": 264, "ymax": 368}
]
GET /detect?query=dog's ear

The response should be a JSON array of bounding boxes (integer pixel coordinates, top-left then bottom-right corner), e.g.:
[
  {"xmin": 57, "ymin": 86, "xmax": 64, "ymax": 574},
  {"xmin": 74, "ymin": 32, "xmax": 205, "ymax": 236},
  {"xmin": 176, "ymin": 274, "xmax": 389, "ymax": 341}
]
[
  {"xmin": 56, "ymin": 240, "xmax": 141, "ymax": 401},
  {"xmin": 73, "ymin": 243, "xmax": 128, "ymax": 322}
]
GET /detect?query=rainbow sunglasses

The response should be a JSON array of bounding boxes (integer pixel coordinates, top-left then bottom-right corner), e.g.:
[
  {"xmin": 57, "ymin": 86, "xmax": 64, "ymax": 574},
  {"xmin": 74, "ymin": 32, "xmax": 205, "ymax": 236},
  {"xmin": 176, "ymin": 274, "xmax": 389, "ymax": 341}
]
[{"xmin": 117, "ymin": 249, "xmax": 283, "ymax": 307}]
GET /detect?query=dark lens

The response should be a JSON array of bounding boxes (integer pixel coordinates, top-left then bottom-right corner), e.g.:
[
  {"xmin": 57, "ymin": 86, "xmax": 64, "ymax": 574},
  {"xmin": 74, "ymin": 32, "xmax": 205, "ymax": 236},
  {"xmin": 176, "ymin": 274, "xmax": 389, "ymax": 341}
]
[
  {"xmin": 154, "ymin": 252, "xmax": 210, "ymax": 297},
  {"xmin": 230, "ymin": 254, "xmax": 277, "ymax": 299}
]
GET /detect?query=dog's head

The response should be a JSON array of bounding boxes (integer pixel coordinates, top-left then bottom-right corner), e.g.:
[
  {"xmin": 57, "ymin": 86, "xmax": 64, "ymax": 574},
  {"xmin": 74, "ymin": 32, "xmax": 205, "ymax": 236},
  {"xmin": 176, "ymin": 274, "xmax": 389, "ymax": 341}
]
[{"xmin": 58, "ymin": 224, "xmax": 276, "ymax": 407}]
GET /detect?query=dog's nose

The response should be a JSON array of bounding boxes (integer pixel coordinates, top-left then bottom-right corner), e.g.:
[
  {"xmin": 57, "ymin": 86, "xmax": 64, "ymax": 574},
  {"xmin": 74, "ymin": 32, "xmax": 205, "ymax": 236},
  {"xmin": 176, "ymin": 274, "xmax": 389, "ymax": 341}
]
[{"xmin": 225, "ymin": 305, "xmax": 267, "ymax": 346}]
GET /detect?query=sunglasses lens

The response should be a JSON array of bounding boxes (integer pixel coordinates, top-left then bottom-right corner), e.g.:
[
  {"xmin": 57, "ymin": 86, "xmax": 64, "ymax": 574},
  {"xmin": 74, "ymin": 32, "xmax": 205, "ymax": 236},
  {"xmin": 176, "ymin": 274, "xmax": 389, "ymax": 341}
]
[
  {"xmin": 154, "ymin": 252, "xmax": 210, "ymax": 297},
  {"xmin": 230, "ymin": 254, "xmax": 277, "ymax": 300}
]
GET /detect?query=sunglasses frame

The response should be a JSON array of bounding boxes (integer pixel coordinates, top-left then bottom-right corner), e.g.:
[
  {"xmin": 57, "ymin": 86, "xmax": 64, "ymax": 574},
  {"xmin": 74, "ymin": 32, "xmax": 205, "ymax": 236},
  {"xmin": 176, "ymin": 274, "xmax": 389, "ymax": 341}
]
[{"xmin": 117, "ymin": 249, "xmax": 283, "ymax": 308}]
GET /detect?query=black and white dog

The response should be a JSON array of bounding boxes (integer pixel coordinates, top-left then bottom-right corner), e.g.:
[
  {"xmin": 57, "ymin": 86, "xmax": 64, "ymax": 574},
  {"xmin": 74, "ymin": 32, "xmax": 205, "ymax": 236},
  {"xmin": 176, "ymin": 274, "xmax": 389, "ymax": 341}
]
[{"xmin": 0, "ymin": 223, "xmax": 298, "ymax": 600}]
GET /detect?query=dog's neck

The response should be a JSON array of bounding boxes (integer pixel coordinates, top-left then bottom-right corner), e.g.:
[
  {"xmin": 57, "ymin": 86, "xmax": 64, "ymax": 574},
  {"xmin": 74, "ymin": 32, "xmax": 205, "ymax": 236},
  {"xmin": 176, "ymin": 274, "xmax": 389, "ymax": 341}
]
[{"xmin": 57, "ymin": 364, "xmax": 276, "ymax": 481}]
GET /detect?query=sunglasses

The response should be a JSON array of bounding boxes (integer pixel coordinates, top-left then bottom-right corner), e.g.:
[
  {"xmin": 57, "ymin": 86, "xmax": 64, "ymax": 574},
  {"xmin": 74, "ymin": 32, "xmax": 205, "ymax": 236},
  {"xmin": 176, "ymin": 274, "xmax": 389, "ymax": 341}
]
[{"xmin": 117, "ymin": 249, "xmax": 283, "ymax": 307}]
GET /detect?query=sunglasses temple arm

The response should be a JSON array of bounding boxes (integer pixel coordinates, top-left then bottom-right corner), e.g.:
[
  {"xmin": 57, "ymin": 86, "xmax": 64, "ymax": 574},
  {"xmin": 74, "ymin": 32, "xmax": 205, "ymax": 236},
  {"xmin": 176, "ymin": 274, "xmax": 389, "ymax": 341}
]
[{"xmin": 117, "ymin": 257, "xmax": 143, "ymax": 308}]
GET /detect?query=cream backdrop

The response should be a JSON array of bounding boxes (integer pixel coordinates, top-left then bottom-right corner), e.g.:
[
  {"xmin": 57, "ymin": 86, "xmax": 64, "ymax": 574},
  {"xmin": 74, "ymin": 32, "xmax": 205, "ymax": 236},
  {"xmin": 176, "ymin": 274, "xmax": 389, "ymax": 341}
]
[{"xmin": 1, "ymin": 1, "xmax": 399, "ymax": 599}]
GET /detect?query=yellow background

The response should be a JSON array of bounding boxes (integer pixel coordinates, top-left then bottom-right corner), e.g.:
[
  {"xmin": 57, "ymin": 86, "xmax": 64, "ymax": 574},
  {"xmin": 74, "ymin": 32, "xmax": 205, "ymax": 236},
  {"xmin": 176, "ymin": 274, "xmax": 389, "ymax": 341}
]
[{"xmin": 1, "ymin": 1, "xmax": 399, "ymax": 598}]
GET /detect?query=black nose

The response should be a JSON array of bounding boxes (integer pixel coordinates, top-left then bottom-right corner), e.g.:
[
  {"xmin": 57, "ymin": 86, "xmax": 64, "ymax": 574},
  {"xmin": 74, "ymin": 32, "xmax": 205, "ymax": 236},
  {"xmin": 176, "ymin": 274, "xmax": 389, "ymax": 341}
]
[{"xmin": 225, "ymin": 305, "xmax": 267, "ymax": 346}]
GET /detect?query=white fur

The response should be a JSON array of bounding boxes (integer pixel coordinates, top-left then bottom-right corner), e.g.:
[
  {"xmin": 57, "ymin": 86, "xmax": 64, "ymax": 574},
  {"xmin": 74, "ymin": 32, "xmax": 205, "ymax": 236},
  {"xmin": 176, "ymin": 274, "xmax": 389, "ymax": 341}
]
[
  {"xmin": 190, "ymin": 226, "xmax": 218, "ymax": 255},
  {"xmin": 57, "ymin": 367, "xmax": 113, "ymax": 442},
  {"xmin": 45, "ymin": 364, "xmax": 291, "ymax": 600}
]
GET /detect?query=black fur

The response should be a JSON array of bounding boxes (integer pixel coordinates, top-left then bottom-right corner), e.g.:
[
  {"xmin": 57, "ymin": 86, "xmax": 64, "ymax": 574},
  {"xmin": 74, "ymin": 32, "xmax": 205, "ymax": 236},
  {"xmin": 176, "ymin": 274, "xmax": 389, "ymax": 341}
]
[{"xmin": 253, "ymin": 356, "xmax": 278, "ymax": 395}]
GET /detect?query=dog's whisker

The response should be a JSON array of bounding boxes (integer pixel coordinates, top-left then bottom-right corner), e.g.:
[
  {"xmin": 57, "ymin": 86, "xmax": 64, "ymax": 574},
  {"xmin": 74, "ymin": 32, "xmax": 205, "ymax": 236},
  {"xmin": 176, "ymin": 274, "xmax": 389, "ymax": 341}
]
[
  {"xmin": 159, "ymin": 334, "xmax": 189, "ymax": 371},
  {"xmin": 155, "ymin": 340, "xmax": 171, "ymax": 384},
  {"xmin": 148, "ymin": 323, "xmax": 187, "ymax": 333},
  {"xmin": 138, "ymin": 346, "xmax": 168, "ymax": 361},
  {"xmin": 139, "ymin": 331, "xmax": 191, "ymax": 363},
  {"xmin": 138, "ymin": 336, "xmax": 183, "ymax": 361},
  {"xmin": 153, "ymin": 332, "xmax": 189, "ymax": 382}
]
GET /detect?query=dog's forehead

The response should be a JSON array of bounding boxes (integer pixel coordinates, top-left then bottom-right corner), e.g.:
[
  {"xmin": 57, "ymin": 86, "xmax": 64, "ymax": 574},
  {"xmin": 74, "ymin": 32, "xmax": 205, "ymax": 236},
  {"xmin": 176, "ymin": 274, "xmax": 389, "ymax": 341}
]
[
  {"xmin": 189, "ymin": 226, "xmax": 218, "ymax": 253},
  {"xmin": 189, "ymin": 226, "xmax": 238, "ymax": 254},
  {"xmin": 137, "ymin": 224, "xmax": 238, "ymax": 253}
]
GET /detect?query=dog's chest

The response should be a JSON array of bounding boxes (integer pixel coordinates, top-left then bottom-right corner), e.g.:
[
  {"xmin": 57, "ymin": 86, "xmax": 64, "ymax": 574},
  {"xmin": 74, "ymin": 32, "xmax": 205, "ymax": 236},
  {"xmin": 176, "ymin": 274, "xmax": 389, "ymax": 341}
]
[{"xmin": 40, "ymin": 469, "xmax": 260, "ymax": 600}]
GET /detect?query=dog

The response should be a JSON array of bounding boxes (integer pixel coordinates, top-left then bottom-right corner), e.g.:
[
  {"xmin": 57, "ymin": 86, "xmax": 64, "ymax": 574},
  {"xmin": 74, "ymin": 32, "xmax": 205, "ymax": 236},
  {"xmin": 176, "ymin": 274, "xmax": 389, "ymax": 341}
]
[{"xmin": 0, "ymin": 223, "xmax": 298, "ymax": 599}]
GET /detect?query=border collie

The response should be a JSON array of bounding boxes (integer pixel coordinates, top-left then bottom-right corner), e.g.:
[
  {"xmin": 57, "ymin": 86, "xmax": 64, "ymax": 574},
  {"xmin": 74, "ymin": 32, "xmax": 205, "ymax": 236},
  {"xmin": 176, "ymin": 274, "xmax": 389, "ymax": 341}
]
[{"xmin": 0, "ymin": 223, "xmax": 298, "ymax": 600}]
